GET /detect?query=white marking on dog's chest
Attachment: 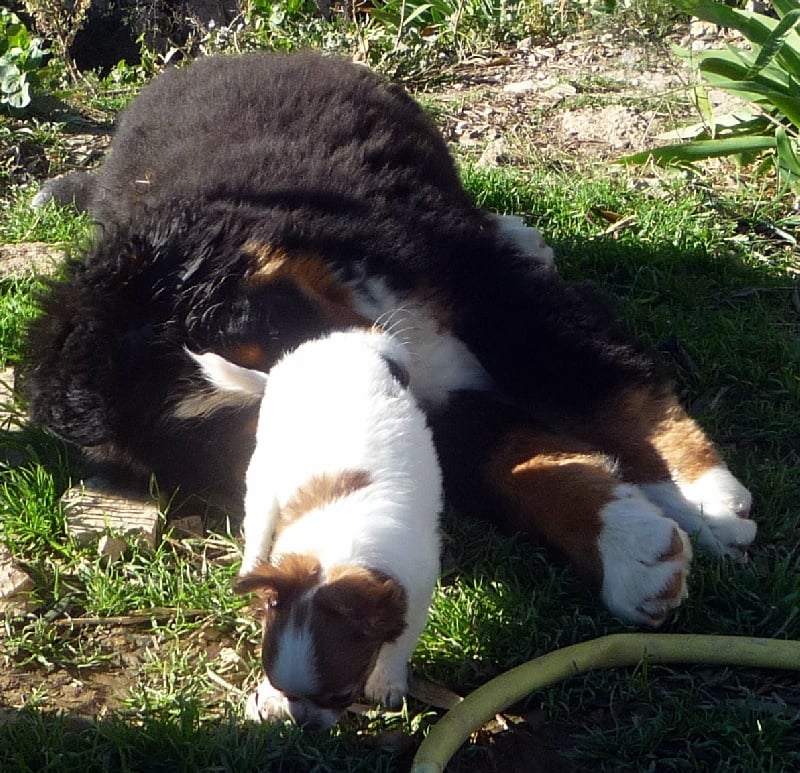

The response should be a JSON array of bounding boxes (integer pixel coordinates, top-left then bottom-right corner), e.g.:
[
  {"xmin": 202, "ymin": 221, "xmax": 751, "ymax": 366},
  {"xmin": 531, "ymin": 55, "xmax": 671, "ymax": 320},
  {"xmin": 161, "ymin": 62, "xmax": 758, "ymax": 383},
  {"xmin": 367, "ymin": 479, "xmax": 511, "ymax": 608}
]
[{"xmin": 348, "ymin": 276, "xmax": 492, "ymax": 406}]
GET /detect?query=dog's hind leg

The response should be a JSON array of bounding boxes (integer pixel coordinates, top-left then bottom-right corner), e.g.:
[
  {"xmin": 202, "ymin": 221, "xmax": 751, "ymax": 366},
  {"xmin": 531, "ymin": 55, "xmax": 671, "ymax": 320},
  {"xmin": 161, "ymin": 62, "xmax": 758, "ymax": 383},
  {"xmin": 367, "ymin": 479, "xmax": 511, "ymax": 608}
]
[
  {"xmin": 432, "ymin": 391, "xmax": 691, "ymax": 626},
  {"xmin": 578, "ymin": 384, "xmax": 756, "ymax": 560},
  {"xmin": 32, "ymin": 170, "xmax": 97, "ymax": 211}
]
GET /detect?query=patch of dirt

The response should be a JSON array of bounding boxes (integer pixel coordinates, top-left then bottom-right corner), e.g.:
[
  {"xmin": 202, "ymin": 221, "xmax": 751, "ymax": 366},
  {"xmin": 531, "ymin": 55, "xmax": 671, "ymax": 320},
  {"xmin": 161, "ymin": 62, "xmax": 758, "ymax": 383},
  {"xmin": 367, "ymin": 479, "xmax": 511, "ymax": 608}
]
[
  {"xmin": 0, "ymin": 242, "xmax": 65, "ymax": 278},
  {"xmin": 0, "ymin": 630, "xmax": 136, "ymax": 721},
  {"xmin": 421, "ymin": 26, "xmax": 748, "ymax": 170},
  {"xmin": 423, "ymin": 33, "xmax": 688, "ymax": 166}
]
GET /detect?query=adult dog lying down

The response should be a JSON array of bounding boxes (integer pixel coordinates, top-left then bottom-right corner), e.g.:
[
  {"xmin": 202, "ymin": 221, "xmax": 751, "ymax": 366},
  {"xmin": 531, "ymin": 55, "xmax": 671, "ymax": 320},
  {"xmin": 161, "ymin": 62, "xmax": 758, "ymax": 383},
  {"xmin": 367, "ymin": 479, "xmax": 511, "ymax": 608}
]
[{"xmin": 25, "ymin": 53, "xmax": 755, "ymax": 632}]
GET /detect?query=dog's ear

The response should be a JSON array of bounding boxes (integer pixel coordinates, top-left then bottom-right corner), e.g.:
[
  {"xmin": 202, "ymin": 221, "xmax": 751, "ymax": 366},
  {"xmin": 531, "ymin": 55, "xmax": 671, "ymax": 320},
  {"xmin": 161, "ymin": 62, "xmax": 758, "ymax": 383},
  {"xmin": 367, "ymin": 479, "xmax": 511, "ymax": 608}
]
[
  {"xmin": 233, "ymin": 554, "xmax": 322, "ymax": 607},
  {"xmin": 317, "ymin": 566, "xmax": 407, "ymax": 642}
]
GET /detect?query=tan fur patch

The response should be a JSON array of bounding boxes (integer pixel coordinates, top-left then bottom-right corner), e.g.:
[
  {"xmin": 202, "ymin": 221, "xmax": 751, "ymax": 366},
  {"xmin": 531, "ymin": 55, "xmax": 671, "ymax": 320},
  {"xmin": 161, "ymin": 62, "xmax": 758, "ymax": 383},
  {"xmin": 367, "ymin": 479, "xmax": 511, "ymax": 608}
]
[
  {"xmin": 229, "ymin": 342, "xmax": 269, "ymax": 368},
  {"xmin": 278, "ymin": 469, "xmax": 372, "ymax": 534},
  {"xmin": 243, "ymin": 242, "xmax": 370, "ymax": 329},
  {"xmin": 587, "ymin": 386, "xmax": 721, "ymax": 484},
  {"xmin": 485, "ymin": 429, "xmax": 618, "ymax": 585},
  {"xmin": 233, "ymin": 553, "xmax": 322, "ymax": 600}
]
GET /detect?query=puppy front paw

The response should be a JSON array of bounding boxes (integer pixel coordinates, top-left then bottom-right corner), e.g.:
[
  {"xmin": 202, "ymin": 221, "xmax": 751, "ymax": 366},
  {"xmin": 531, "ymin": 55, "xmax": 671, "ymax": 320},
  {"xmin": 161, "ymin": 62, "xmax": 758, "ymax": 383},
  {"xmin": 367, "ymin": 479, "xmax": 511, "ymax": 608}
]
[
  {"xmin": 245, "ymin": 677, "xmax": 291, "ymax": 723},
  {"xmin": 598, "ymin": 484, "xmax": 692, "ymax": 627},
  {"xmin": 365, "ymin": 662, "xmax": 408, "ymax": 709}
]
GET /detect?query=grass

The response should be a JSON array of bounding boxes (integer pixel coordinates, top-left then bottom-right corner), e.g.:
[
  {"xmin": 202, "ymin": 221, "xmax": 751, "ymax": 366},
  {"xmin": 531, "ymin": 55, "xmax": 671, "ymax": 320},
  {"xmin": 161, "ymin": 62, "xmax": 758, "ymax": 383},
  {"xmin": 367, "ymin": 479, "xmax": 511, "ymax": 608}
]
[{"xmin": 2, "ymin": 5, "xmax": 799, "ymax": 770}]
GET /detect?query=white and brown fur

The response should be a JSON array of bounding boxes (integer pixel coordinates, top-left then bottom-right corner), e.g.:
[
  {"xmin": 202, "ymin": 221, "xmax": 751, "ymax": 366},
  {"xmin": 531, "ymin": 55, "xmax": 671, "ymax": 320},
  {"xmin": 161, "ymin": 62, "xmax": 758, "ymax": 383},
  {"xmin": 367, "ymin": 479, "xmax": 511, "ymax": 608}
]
[{"xmin": 190, "ymin": 329, "xmax": 442, "ymax": 729}]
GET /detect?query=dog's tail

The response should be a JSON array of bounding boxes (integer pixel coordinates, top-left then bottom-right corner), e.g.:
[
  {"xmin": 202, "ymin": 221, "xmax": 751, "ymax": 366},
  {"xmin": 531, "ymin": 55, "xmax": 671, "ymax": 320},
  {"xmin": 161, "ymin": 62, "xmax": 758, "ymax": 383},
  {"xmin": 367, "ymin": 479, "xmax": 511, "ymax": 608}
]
[{"xmin": 176, "ymin": 350, "xmax": 267, "ymax": 419}]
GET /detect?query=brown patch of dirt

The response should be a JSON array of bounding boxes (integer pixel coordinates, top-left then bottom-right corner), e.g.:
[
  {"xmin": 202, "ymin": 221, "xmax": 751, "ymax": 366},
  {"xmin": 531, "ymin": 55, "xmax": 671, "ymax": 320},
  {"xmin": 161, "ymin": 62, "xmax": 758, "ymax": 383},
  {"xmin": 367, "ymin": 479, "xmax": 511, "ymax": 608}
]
[
  {"xmin": 423, "ymin": 34, "xmax": 689, "ymax": 166},
  {"xmin": 0, "ymin": 627, "xmax": 150, "ymax": 720}
]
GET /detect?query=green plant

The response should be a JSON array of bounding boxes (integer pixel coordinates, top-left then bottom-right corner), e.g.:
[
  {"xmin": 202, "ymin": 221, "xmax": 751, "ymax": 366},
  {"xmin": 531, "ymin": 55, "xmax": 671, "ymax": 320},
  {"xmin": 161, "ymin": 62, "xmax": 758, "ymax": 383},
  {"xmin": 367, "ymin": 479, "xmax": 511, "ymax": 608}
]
[
  {"xmin": 0, "ymin": 8, "xmax": 52, "ymax": 111},
  {"xmin": 22, "ymin": 0, "xmax": 91, "ymax": 80},
  {"xmin": 622, "ymin": 0, "xmax": 800, "ymax": 195}
]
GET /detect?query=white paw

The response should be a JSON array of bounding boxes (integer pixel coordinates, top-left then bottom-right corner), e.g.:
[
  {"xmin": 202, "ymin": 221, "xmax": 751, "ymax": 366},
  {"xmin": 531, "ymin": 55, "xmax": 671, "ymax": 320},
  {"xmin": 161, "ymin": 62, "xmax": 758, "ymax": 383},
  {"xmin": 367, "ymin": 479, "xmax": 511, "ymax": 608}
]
[
  {"xmin": 598, "ymin": 484, "xmax": 692, "ymax": 627},
  {"xmin": 491, "ymin": 213, "xmax": 556, "ymax": 269},
  {"xmin": 244, "ymin": 677, "xmax": 290, "ymax": 723},
  {"xmin": 641, "ymin": 466, "xmax": 756, "ymax": 559},
  {"xmin": 364, "ymin": 662, "xmax": 408, "ymax": 709}
]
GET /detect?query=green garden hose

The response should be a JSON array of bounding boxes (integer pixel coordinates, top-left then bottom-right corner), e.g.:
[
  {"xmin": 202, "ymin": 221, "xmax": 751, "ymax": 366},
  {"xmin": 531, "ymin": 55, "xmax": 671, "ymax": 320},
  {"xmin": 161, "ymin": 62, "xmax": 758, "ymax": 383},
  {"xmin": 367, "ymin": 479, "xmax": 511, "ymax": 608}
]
[{"xmin": 411, "ymin": 633, "xmax": 800, "ymax": 773}]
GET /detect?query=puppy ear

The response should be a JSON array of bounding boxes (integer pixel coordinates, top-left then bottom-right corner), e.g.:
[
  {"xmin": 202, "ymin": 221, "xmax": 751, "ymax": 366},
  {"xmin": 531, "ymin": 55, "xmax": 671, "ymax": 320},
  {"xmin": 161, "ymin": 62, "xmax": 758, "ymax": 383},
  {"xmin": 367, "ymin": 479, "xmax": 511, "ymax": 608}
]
[
  {"xmin": 233, "ymin": 554, "xmax": 322, "ymax": 605},
  {"xmin": 317, "ymin": 567, "xmax": 407, "ymax": 642},
  {"xmin": 186, "ymin": 349, "xmax": 268, "ymax": 398}
]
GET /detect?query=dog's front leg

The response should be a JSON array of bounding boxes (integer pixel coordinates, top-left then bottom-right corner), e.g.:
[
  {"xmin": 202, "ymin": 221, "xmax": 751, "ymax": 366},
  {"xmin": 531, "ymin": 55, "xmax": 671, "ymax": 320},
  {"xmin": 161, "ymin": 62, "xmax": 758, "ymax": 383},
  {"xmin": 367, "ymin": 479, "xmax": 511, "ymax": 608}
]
[
  {"xmin": 364, "ymin": 597, "xmax": 431, "ymax": 708},
  {"xmin": 239, "ymin": 491, "xmax": 281, "ymax": 575}
]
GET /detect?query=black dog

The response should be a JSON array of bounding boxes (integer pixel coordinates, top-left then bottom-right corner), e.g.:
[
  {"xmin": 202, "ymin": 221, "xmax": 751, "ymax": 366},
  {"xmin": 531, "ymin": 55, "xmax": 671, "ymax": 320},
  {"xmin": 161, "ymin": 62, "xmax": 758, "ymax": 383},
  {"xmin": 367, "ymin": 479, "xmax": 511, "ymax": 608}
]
[{"xmin": 25, "ymin": 53, "xmax": 755, "ymax": 625}]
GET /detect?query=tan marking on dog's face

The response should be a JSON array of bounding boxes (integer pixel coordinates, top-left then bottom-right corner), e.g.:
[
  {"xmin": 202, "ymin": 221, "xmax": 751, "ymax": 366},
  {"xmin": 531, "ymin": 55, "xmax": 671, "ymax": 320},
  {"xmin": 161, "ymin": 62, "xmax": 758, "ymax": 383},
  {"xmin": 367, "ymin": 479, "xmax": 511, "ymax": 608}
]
[
  {"xmin": 229, "ymin": 342, "xmax": 269, "ymax": 369},
  {"xmin": 233, "ymin": 553, "xmax": 322, "ymax": 603},
  {"xmin": 588, "ymin": 386, "xmax": 721, "ymax": 484},
  {"xmin": 243, "ymin": 243, "xmax": 371, "ymax": 330},
  {"xmin": 278, "ymin": 469, "xmax": 372, "ymax": 535},
  {"xmin": 485, "ymin": 429, "xmax": 615, "ymax": 586}
]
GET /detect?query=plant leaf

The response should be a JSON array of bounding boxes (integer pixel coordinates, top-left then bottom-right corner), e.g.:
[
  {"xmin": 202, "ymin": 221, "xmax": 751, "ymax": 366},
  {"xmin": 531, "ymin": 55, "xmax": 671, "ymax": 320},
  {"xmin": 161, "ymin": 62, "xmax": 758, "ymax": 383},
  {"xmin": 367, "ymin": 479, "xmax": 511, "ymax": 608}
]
[
  {"xmin": 775, "ymin": 125, "xmax": 800, "ymax": 181},
  {"xmin": 700, "ymin": 54, "xmax": 795, "ymax": 93},
  {"xmin": 619, "ymin": 135, "xmax": 778, "ymax": 165},
  {"xmin": 681, "ymin": 0, "xmax": 800, "ymax": 77},
  {"xmin": 693, "ymin": 84, "xmax": 716, "ymax": 137},
  {"xmin": 746, "ymin": 9, "xmax": 800, "ymax": 79}
]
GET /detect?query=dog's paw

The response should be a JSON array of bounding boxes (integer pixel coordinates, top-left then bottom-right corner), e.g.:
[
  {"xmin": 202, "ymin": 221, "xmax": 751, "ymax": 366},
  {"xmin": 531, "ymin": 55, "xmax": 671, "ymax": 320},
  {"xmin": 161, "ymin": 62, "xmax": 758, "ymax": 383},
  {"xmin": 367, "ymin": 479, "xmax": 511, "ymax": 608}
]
[
  {"xmin": 244, "ymin": 678, "xmax": 290, "ymax": 723},
  {"xmin": 491, "ymin": 213, "xmax": 555, "ymax": 269},
  {"xmin": 641, "ymin": 467, "xmax": 756, "ymax": 559},
  {"xmin": 598, "ymin": 484, "xmax": 692, "ymax": 627},
  {"xmin": 365, "ymin": 662, "xmax": 408, "ymax": 709}
]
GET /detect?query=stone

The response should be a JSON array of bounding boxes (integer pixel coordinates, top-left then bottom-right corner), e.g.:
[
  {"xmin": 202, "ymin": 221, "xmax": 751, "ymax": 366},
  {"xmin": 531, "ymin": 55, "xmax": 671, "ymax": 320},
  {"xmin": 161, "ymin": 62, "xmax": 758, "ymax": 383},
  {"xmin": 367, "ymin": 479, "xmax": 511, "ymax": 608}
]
[
  {"xmin": 62, "ymin": 478, "xmax": 161, "ymax": 549},
  {"xmin": 168, "ymin": 515, "xmax": 205, "ymax": 538},
  {"xmin": 97, "ymin": 534, "xmax": 129, "ymax": 561},
  {"xmin": 0, "ymin": 243, "xmax": 64, "ymax": 279},
  {"xmin": 0, "ymin": 545, "xmax": 36, "ymax": 614},
  {"xmin": 503, "ymin": 79, "xmax": 536, "ymax": 94}
]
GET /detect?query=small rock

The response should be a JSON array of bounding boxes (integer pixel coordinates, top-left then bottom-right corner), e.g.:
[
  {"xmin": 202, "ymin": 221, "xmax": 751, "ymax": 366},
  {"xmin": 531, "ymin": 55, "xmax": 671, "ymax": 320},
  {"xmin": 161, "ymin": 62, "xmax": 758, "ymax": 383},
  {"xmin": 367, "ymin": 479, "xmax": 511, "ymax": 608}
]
[
  {"xmin": 0, "ymin": 367, "xmax": 19, "ymax": 427},
  {"xmin": 0, "ymin": 545, "xmax": 36, "ymax": 614},
  {"xmin": 478, "ymin": 137, "xmax": 510, "ymax": 167},
  {"xmin": 503, "ymin": 79, "xmax": 536, "ymax": 94},
  {"xmin": 63, "ymin": 478, "xmax": 161, "ymax": 549},
  {"xmin": 97, "ymin": 534, "xmax": 129, "ymax": 561},
  {"xmin": 541, "ymin": 83, "xmax": 577, "ymax": 105},
  {"xmin": 0, "ymin": 243, "xmax": 64, "ymax": 279},
  {"xmin": 169, "ymin": 515, "xmax": 205, "ymax": 538}
]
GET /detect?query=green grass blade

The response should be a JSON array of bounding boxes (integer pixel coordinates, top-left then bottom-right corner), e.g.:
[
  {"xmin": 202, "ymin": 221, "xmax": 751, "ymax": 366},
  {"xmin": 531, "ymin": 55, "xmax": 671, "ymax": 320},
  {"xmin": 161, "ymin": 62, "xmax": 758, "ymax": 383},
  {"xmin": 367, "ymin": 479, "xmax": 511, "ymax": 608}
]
[
  {"xmin": 619, "ymin": 135, "xmax": 777, "ymax": 165},
  {"xmin": 773, "ymin": 0, "xmax": 800, "ymax": 22},
  {"xmin": 771, "ymin": 94, "xmax": 800, "ymax": 127}
]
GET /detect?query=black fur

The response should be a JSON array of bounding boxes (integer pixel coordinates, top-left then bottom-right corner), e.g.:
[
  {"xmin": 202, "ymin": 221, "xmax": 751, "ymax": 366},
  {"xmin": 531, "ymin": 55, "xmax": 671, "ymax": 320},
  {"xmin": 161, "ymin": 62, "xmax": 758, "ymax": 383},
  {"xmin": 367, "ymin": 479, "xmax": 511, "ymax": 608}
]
[{"xmin": 24, "ymin": 52, "xmax": 663, "ymax": 507}]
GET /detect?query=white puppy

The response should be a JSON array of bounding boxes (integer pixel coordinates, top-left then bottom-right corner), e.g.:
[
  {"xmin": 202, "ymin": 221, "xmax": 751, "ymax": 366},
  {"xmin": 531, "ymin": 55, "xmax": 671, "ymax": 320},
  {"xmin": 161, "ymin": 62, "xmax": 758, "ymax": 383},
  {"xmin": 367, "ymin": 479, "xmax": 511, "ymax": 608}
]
[{"xmin": 189, "ymin": 329, "xmax": 442, "ymax": 729}]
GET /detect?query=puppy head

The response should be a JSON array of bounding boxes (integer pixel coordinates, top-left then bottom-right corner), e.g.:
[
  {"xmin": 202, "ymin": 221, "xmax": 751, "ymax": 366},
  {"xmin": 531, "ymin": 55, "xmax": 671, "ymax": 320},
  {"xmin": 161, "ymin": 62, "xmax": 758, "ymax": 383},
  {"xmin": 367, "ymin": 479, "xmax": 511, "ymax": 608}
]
[{"xmin": 235, "ymin": 554, "xmax": 407, "ymax": 729}]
